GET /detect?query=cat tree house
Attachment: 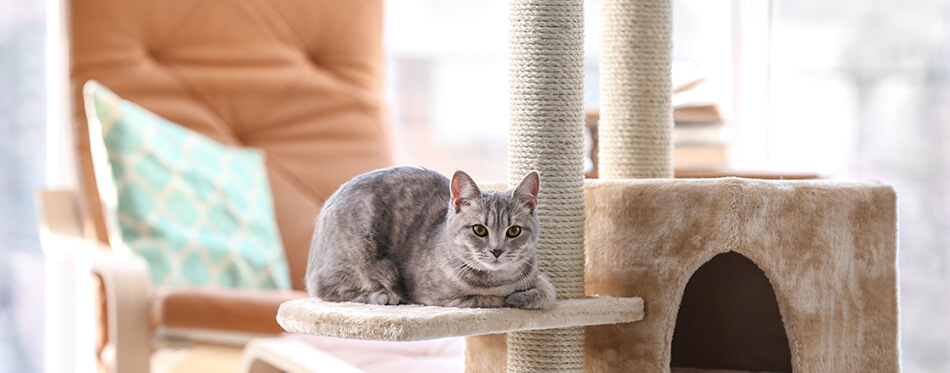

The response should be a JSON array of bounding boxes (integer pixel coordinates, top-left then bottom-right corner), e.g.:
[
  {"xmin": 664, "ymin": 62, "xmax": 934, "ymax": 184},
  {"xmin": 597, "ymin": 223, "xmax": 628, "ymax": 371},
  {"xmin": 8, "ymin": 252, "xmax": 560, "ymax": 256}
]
[{"xmin": 274, "ymin": 0, "xmax": 900, "ymax": 372}]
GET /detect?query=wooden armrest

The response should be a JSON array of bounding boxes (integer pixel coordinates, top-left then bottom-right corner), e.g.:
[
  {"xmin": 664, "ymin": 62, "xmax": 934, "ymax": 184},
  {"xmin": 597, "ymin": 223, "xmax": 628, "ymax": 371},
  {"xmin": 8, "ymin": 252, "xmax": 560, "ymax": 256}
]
[
  {"xmin": 36, "ymin": 189, "xmax": 152, "ymax": 373},
  {"xmin": 90, "ymin": 246, "xmax": 152, "ymax": 373}
]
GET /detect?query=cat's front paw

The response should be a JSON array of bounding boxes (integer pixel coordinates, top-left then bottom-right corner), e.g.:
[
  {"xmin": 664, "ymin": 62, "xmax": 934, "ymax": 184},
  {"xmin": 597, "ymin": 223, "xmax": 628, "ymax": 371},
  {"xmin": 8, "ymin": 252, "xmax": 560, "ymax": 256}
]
[
  {"xmin": 505, "ymin": 288, "xmax": 554, "ymax": 310},
  {"xmin": 358, "ymin": 289, "xmax": 402, "ymax": 305},
  {"xmin": 505, "ymin": 275, "xmax": 555, "ymax": 310}
]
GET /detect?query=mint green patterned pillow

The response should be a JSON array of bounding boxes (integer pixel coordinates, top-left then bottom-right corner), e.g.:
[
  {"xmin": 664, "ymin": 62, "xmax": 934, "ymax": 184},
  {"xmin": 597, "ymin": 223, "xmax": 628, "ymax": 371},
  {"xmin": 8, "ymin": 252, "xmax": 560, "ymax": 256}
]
[{"xmin": 84, "ymin": 81, "xmax": 291, "ymax": 290}]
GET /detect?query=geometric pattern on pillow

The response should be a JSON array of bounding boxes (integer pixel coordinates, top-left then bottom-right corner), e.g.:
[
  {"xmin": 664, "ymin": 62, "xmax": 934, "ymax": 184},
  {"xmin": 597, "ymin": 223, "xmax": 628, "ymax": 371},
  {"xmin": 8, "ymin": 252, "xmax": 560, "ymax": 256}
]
[{"xmin": 84, "ymin": 81, "xmax": 292, "ymax": 290}]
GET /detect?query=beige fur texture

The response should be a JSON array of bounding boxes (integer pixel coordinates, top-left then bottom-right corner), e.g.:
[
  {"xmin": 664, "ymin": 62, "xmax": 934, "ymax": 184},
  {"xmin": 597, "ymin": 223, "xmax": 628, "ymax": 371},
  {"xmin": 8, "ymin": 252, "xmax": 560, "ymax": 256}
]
[{"xmin": 467, "ymin": 178, "xmax": 899, "ymax": 372}]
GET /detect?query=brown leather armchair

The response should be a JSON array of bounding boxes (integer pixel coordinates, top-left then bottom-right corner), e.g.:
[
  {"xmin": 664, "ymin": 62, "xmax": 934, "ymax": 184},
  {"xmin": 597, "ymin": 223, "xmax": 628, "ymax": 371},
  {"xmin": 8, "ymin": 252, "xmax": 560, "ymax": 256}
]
[{"xmin": 59, "ymin": 0, "xmax": 392, "ymax": 371}]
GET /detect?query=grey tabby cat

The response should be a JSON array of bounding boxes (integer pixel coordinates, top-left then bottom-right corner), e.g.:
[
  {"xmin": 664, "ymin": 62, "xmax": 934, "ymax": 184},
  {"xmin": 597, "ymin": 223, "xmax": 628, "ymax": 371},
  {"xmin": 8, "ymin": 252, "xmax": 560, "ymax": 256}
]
[{"xmin": 305, "ymin": 166, "xmax": 555, "ymax": 310}]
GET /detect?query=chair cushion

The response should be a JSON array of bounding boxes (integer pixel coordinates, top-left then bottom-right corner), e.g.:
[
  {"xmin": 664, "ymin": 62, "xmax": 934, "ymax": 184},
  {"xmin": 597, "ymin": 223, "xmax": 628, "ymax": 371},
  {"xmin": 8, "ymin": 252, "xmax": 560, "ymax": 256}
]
[
  {"xmin": 85, "ymin": 82, "xmax": 292, "ymax": 290},
  {"xmin": 154, "ymin": 288, "xmax": 307, "ymax": 335},
  {"xmin": 70, "ymin": 0, "xmax": 393, "ymax": 290}
]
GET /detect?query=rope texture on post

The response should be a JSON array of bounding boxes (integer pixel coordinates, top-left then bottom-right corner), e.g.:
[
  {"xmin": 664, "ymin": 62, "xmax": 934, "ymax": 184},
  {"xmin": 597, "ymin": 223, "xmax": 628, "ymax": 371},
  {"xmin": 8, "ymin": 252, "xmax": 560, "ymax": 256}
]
[
  {"xmin": 599, "ymin": 0, "xmax": 674, "ymax": 179},
  {"xmin": 507, "ymin": 0, "xmax": 586, "ymax": 371}
]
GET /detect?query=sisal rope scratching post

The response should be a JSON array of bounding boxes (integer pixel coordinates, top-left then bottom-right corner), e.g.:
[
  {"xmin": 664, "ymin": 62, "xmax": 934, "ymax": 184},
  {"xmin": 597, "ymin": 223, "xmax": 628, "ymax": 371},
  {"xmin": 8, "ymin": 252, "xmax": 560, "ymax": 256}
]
[
  {"xmin": 599, "ymin": 0, "xmax": 674, "ymax": 179},
  {"xmin": 507, "ymin": 0, "xmax": 586, "ymax": 372}
]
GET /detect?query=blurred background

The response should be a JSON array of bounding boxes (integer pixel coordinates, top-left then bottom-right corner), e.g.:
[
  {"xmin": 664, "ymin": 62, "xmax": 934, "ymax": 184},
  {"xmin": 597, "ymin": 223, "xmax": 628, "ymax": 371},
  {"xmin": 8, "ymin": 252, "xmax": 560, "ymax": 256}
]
[{"xmin": 2, "ymin": 0, "xmax": 948, "ymax": 371}]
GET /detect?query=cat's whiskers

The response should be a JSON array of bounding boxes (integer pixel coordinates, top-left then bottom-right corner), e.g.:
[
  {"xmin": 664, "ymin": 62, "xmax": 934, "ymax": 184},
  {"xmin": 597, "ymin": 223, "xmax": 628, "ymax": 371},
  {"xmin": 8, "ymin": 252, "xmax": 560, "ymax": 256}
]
[
  {"xmin": 437, "ymin": 248, "xmax": 482, "ymax": 280},
  {"xmin": 516, "ymin": 261, "xmax": 534, "ymax": 287},
  {"xmin": 436, "ymin": 255, "xmax": 464, "ymax": 280}
]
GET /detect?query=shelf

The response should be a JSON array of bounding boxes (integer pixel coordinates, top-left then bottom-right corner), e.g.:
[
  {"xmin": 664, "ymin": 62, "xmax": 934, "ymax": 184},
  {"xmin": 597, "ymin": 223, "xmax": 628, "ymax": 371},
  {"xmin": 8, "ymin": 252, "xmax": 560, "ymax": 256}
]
[{"xmin": 277, "ymin": 296, "xmax": 644, "ymax": 341}]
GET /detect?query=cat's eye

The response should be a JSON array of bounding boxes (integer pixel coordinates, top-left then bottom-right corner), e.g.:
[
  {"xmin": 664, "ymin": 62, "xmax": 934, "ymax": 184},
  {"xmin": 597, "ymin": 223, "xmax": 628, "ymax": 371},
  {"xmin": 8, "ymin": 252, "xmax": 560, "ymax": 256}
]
[
  {"xmin": 472, "ymin": 224, "xmax": 488, "ymax": 237},
  {"xmin": 506, "ymin": 226, "xmax": 522, "ymax": 238}
]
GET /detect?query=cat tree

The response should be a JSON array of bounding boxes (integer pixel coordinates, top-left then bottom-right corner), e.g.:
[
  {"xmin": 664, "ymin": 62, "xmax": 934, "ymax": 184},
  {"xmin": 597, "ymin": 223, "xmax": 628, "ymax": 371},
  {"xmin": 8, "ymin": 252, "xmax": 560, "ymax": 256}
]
[{"xmin": 275, "ymin": 0, "xmax": 900, "ymax": 372}]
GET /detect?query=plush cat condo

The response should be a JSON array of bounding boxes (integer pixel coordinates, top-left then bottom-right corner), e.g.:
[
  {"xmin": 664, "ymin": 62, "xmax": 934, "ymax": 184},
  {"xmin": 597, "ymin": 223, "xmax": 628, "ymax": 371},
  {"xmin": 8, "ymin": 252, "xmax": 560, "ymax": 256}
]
[{"xmin": 276, "ymin": 0, "xmax": 900, "ymax": 372}]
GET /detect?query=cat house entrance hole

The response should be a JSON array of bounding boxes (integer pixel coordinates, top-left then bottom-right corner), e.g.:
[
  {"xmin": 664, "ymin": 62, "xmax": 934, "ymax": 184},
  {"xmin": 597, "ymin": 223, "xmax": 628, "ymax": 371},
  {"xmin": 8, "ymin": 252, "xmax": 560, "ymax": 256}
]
[{"xmin": 670, "ymin": 252, "xmax": 792, "ymax": 372}]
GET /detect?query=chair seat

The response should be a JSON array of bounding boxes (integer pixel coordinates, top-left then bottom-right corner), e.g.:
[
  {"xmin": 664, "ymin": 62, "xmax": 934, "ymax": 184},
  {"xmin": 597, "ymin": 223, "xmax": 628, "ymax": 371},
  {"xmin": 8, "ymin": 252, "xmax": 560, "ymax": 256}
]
[{"xmin": 153, "ymin": 288, "xmax": 308, "ymax": 335}]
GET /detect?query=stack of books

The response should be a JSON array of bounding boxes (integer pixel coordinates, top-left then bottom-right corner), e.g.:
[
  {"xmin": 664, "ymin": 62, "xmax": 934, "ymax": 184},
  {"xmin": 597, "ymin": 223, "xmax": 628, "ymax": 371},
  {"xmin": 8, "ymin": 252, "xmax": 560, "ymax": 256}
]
[
  {"xmin": 583, "ymin": 63, "xmax": 729, "ymax": 177},
  {"xmin": 670, "ymin": 69, "xmax": 727, "ymax": 170}
]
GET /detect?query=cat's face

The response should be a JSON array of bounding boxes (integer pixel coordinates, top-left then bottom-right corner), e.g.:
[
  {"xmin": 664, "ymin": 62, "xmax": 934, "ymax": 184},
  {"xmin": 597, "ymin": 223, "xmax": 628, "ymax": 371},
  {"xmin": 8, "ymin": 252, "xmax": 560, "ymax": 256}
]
[{"xmin": 447, "ymin": 171, "xmax": 540, "ymax": 271}]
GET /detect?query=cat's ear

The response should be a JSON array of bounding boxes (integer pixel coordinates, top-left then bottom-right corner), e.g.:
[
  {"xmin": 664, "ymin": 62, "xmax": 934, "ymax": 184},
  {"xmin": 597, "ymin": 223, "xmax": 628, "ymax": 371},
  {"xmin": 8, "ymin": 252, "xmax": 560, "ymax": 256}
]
[
  {"xmin": 513, "ymin": 171, "xmax": 540, "ymax": 212},
  {"xmin": 451, "ymin": 170, "xmax": 481, "ymax": 213}
]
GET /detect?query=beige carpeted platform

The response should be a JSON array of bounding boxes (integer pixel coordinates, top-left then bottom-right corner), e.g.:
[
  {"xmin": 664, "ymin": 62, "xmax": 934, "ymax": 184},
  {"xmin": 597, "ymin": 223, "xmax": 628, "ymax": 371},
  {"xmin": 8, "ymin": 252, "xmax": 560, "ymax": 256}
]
[{"xmin": 277, "ymin": 296, "xmax": 643, "ymax": 341}]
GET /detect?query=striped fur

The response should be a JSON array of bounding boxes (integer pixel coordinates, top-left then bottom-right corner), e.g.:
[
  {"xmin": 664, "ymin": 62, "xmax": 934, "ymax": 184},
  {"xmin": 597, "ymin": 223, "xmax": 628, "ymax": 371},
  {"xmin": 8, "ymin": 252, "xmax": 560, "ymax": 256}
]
[{"xmin": 305, "ymin": 166, "xmax": 554, "ymax": 310}]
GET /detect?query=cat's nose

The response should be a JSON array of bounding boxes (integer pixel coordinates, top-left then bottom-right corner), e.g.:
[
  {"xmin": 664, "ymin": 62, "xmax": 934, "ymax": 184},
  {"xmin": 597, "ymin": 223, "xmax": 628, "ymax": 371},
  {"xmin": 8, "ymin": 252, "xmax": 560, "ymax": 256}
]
[{"xmin": 491, "ymin": 249, "xmax": 504, "ymax": 258}]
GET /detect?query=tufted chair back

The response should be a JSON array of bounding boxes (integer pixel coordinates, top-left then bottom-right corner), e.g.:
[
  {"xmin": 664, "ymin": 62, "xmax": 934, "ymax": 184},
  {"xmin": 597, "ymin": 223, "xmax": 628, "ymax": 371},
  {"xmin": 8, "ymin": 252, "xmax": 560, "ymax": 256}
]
[{"xmin": 70, "ymin": 0, "xmax": 393, "ymax": 291}]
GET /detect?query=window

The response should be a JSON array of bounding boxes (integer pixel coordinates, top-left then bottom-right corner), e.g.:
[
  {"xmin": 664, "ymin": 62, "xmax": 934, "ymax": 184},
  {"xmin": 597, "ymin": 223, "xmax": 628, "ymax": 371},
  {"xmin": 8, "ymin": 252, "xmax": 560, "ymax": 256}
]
[
  {"xmin": 765, "ymin": 1, "xmax": 950, "ymax": 370},
  {"xmin": 0, "ymin": 0, "xmax": 48, "ymax": 371},
  {"xmin": 384, "ymin": 0, "xmax": 511, "ymax": 182}
]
